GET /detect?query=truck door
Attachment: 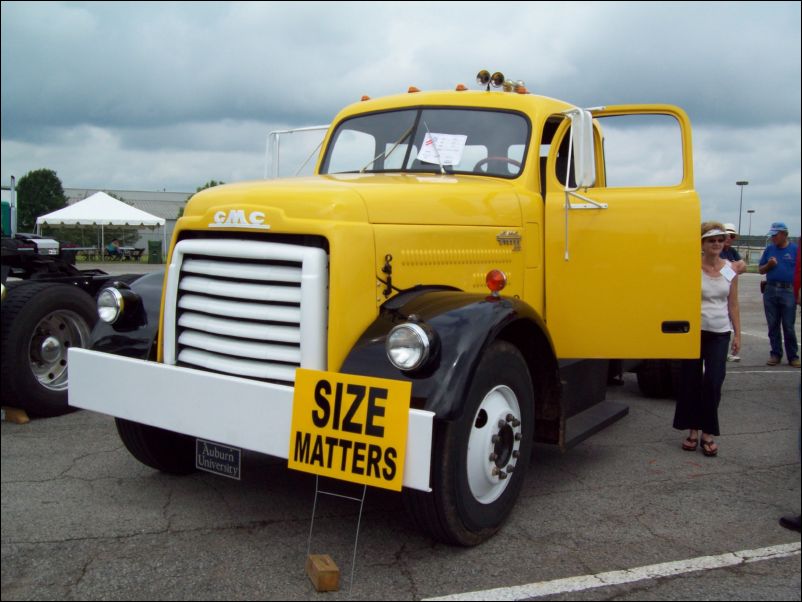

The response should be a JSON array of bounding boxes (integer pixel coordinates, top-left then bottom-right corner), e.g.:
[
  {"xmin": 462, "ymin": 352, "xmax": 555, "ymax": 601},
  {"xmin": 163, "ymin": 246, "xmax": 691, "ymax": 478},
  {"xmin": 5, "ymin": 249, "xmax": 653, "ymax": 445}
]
[{"xmin": 543, "ymin": 105, "xmax": 700, "ymax": 359}]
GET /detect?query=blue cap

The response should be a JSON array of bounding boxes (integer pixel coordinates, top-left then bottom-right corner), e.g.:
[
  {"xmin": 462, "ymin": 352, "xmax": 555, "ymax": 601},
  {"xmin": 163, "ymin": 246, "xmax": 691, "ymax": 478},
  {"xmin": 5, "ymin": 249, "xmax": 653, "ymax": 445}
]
[{"xmin": 767, "ymin": 222, "xmax": 789, "ymax": 236}]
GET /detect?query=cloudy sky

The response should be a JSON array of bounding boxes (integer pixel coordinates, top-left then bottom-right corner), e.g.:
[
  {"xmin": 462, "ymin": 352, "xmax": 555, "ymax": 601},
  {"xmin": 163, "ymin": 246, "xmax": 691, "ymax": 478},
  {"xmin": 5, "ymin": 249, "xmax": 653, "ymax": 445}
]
[{"xmin": 2, "ymin": 1, "xmax": 800, "ymax": 235}]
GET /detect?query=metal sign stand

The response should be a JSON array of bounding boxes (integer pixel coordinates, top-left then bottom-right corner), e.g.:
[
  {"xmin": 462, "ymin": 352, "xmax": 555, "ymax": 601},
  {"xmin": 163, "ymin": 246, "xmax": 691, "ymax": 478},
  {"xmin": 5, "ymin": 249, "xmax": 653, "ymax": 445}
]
[{"xmin": 306, "ymin": 476, "xmax": 368, "ymax": 595}]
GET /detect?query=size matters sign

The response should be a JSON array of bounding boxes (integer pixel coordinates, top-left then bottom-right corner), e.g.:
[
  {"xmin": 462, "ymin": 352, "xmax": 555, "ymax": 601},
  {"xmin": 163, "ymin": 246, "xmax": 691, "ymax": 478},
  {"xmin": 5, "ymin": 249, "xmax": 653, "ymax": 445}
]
[{"xmin": 289, "ymin": 369, "xmax": 411, "ymax": 491}]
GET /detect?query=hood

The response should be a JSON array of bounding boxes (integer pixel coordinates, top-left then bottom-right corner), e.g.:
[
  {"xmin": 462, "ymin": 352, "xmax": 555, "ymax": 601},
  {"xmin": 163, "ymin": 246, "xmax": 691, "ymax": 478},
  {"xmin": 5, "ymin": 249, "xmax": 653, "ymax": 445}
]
[
  {"xmin": 327, "ymin": 173, "xmax": 521, "ymax": 226},
  {"xmin": 184, "ymin": 173, "xmax": 521, "ymax": 229}
]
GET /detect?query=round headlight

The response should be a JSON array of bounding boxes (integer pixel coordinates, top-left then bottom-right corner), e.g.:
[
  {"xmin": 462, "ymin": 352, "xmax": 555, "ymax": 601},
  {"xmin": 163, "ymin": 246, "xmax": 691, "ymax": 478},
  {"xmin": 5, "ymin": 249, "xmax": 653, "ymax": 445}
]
[
  {"xmin": 97, "ymin": 287, "xmax": 123, "ymax": 324},
  {"xmin": 386, "ymin": 323, "xmax": 430, "ymax": 371}
]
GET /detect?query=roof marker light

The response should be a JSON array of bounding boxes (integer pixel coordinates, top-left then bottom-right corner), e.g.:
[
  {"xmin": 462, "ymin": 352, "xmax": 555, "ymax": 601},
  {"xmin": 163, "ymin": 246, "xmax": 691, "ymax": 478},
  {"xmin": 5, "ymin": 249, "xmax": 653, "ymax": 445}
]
[{"xmin": 408, "ymin": 86, "xmax": 420, "ymax": 93}]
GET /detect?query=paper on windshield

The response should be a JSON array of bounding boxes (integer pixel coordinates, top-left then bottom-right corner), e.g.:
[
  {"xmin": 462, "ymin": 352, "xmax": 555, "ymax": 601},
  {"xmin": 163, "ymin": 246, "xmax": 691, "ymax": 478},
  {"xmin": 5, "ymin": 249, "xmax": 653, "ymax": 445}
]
[{"xmin": 417, "ymin": 133, "xmax": 467, "ymax": 166}]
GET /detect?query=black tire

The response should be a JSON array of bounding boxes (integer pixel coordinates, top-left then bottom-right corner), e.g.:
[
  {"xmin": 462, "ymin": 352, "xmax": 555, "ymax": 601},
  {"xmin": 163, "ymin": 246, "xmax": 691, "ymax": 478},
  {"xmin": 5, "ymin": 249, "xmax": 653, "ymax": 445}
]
[
  {"xmin": 115, "ymin": 418, "xmax": 196, "ymax": 475},
  {"xmin": 403, "ymin": 341, "xmax": 535, "ymax": 546},
  {"xmin": 1, "ymin": 282, "xmax": 96, "ymax": 417},
  {"xmin": 636, "ymin": 360, "xmax": 675, "ymax": 398}
]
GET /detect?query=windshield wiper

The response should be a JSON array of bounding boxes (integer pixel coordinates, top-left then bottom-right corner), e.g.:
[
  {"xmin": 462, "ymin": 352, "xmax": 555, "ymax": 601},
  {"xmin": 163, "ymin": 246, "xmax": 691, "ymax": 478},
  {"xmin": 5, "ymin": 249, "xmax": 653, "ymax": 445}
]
[{"xmin": 360, "ymin": 124, "xmax": 415, "ymax": 173}]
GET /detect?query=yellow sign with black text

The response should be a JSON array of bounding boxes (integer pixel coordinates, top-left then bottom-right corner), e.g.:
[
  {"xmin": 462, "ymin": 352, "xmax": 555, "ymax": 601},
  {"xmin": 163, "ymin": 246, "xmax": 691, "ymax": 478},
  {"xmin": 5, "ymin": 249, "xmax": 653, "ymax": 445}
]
[{"xmin": 289, "ymin": 369, "xmax": 412, "ymax": 491}]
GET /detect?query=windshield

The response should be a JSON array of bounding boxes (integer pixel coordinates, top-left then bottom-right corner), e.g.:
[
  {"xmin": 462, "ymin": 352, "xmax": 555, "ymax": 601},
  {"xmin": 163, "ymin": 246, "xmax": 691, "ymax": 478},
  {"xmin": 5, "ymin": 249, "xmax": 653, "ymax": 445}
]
[{"xmin": 320, "ymin": 108, "xmax": 530, "ymax": 178}]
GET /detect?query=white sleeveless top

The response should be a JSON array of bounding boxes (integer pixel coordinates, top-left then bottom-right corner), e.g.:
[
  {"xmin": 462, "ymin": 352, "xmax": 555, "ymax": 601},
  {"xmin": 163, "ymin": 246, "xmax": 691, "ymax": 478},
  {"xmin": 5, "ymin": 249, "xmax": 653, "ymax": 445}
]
[{"xmin": 701, "ymin": 260, "xmax": 734, "ymax": 333}]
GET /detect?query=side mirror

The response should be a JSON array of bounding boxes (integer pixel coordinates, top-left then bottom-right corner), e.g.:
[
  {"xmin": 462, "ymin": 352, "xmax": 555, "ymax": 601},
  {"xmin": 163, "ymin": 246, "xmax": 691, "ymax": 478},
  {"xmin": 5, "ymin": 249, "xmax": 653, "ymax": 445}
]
[{"xmin": 566, "ymin": 109, "xmax": 596, "ymax": 189}]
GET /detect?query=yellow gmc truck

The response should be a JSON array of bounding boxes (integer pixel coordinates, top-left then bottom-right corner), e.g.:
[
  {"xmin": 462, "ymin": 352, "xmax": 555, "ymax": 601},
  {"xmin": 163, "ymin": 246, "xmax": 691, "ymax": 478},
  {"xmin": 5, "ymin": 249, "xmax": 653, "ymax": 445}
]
[{"xmin": 69, "ymin": 73, "xmax": 700, "ymax": 546}]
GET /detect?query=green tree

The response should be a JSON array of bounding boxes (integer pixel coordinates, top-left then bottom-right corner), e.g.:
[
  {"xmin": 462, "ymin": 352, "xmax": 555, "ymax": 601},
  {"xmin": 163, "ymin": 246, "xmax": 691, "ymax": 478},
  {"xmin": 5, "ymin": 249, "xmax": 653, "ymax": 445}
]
[
  {"xmin": 196, "ymin": 179, "xmax": 225, "ymax": 193},
  {"xmin": 16, "ymin": 169, "xmax": 68, "ymax": 232},
  {"xmin": 185, "ymin": 179, "xmax": 225, "ymax": 212}
]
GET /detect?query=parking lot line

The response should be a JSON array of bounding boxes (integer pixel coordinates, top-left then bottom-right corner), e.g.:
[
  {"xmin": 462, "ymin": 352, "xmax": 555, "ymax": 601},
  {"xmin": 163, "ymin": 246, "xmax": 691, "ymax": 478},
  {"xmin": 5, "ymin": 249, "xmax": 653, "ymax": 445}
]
[{"xmin": 423, "ymin": 543, "xmax": 801, "ymax": 601}]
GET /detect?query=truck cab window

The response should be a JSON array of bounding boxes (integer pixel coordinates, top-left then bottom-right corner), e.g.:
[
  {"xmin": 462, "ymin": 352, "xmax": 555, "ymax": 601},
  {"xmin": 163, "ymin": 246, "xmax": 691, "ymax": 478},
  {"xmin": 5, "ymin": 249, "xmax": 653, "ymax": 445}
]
[{"xmin": 596, "ymin": 114, "xmax": 683, "ymax": 187}]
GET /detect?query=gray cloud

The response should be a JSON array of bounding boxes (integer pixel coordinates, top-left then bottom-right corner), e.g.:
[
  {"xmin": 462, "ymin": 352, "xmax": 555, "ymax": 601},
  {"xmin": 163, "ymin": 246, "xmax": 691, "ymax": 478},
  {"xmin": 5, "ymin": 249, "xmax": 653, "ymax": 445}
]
[{"xmin": 1, "ymin": 1, "xmax": 799, "ymax": 233}]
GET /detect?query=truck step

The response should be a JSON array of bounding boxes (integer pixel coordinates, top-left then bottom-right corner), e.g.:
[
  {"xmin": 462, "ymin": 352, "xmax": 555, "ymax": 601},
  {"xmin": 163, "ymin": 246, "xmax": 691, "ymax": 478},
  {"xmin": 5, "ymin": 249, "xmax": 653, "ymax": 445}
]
[{"xmin": 564, "ymin": 401, "xmax": 629, "ymax": 449}]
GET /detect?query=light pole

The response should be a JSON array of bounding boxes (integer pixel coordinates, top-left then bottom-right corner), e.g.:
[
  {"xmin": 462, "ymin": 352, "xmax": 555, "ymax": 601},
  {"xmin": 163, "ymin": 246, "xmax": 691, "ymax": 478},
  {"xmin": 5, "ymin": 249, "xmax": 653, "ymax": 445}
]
[
  {"xmin": 736, "ymin": 181, "xmax": 749, "ymax": 248},
  {"xmin": 746, "ymin": 209, "xmax": 755, "ymax": 264}
]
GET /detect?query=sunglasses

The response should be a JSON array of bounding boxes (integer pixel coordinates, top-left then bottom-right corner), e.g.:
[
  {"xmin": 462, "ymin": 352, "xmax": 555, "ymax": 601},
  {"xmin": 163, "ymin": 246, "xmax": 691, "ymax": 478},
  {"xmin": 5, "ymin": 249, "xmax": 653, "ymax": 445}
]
[{"xmin": 704, "ymin": 237, "xmax": 726, "ymax": 243}]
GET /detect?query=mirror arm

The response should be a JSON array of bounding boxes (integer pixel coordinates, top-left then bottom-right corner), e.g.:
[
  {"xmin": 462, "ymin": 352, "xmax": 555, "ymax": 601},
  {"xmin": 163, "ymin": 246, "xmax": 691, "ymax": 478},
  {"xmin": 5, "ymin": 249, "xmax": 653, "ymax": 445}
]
[{"xmin": 562, "ymin": 109, "xmax": 607, "ymax": 261}]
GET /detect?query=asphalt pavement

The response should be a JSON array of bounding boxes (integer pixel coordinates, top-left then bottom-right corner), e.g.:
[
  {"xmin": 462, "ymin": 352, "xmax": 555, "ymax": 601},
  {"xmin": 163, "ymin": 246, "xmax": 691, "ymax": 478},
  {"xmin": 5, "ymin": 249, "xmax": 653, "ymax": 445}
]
[{"xmin": 2, "ymin": 272, "xmax": 800, "ymax": 600}]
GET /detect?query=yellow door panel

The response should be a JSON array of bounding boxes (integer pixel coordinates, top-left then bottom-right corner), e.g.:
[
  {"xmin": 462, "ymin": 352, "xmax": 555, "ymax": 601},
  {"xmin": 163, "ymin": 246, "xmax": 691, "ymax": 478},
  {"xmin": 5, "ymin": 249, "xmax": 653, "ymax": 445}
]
[{"xmin": 544, "ymin": 107, "xmax": 701, "ymax": 359}]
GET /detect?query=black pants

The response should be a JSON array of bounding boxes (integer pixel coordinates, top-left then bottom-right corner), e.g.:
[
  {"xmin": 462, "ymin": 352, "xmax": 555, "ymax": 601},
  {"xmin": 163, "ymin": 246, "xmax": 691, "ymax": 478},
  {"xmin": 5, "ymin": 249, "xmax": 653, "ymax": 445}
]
[{"xmin": 673, "ymin": 331, "xmax": 730, "ymax": 436}]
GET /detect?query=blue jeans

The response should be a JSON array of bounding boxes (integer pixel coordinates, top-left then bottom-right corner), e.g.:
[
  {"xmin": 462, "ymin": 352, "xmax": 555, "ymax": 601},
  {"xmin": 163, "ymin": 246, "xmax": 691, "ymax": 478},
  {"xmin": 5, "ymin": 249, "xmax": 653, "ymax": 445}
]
[{"xmin": 763, "ymin": 285, "xmax": 798, "ymax": 360}]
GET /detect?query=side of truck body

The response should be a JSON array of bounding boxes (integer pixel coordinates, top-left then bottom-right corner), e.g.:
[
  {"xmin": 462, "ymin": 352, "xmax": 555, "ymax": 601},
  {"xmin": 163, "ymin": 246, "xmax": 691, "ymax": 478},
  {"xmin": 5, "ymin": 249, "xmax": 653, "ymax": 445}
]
[{"xmin": 69, "ymin": 86, "xmax": 700, "ymax": 545}]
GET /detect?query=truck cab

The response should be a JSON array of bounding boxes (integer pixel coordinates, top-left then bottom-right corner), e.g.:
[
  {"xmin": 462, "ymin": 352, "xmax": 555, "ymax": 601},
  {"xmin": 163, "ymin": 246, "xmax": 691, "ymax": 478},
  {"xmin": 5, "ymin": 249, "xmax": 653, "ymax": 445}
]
[{"xmin": 69, "ymin": 74, "xmax": 700, "ymax": 545}]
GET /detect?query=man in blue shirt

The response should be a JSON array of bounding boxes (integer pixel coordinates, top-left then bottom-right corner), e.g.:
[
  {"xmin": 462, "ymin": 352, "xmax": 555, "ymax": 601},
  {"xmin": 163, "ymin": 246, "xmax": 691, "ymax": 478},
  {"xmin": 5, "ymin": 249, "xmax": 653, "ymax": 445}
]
[{"xmin": 759, "ymin": 222, "xmax": 799, "ymax": 367}]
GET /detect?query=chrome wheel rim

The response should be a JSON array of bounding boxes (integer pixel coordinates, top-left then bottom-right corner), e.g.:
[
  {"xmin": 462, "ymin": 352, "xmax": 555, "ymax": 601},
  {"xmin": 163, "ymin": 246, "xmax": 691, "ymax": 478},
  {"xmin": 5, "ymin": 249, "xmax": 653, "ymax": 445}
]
[
  {"xmin": 466, "ymin": 385, "xmax": 523, "ymax": 504},
  {"xmin": 28, "ymin": 310, "xmax": 91, "ymax": 391}
]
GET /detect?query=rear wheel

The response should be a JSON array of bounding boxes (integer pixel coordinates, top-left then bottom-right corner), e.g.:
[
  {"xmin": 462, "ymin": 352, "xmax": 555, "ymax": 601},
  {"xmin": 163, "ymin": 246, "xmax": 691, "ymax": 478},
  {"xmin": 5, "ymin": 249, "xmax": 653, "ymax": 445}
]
[
  {"xmin": 637, "ymin": 359, "xmax": 678, "ymax": 398},
  {"xmin": 404, "ymin": 341, "xmax": 534, "ymax": 545}
]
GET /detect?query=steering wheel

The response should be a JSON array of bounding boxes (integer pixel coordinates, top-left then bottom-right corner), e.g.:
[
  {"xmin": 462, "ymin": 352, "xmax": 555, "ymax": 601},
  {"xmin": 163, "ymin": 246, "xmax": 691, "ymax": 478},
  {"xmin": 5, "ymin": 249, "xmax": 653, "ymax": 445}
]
[{"xmin": 473, "ymin": 157, "xmax": 522, "ymax": 174}]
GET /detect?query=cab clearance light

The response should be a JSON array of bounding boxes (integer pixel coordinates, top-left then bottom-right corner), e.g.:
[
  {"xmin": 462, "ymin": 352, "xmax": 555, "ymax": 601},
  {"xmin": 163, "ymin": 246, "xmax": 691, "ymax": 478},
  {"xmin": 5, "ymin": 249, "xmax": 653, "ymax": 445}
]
[{"xmin": 363, "ymin": 72, "xmax": 528, "ymax": 99}]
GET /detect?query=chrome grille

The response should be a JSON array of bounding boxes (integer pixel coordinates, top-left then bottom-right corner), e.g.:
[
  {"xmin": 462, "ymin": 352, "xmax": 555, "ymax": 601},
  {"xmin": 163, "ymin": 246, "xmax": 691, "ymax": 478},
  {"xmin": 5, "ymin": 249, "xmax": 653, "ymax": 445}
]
[{"xmin": 163, "ymin": 239, "xmax": 328, "ymax": 385}]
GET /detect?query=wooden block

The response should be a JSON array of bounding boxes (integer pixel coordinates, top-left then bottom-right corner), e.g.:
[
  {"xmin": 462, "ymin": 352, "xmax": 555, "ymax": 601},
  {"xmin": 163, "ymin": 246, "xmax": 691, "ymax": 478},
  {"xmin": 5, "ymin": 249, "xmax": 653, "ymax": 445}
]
[
  {"xmin": 1, "ymin": 407, "xmax": 30, "ymax": 424},
  {"xmin": 306, "ymin": 554, "xmax": 339, "ymax": 592}
]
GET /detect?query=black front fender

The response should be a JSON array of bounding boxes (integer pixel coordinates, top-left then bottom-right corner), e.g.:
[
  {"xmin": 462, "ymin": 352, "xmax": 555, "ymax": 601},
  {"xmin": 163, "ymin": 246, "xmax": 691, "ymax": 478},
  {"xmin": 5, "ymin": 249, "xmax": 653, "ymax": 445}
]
[
  {"xmin": 340, "ymin": 289, "xmax": 554, "ymax": 422},
  {"xmin": 90, "ymin": 271, "xmax": 165, "ymax": 360}
]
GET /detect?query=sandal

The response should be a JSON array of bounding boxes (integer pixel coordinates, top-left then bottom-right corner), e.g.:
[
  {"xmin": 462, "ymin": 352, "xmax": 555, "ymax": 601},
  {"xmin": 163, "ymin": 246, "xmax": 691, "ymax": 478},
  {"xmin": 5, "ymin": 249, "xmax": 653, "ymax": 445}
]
[
  {"xmin": 682, "ymin": 436, "xmax": 698, "ymax": 451},
  {"xmin": 701, "ymin": 438, "xmax": 718, "ymax": 457}
]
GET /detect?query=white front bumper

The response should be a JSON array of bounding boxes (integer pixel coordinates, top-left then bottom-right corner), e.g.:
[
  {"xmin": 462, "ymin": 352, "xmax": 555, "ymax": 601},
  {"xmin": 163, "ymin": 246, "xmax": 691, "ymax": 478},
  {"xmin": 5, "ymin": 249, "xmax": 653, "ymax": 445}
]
[{"xmin": 68, "ymin": 348, "xmax": 433, "ymax": 492}]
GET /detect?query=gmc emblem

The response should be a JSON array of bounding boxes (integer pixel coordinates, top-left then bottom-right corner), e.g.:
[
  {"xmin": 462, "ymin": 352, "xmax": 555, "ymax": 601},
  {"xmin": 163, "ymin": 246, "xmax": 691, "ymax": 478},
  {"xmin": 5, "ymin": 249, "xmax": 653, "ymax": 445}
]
[{"xmin": 209, "ymin": 209, "xmax": 270, "ymax": 230}]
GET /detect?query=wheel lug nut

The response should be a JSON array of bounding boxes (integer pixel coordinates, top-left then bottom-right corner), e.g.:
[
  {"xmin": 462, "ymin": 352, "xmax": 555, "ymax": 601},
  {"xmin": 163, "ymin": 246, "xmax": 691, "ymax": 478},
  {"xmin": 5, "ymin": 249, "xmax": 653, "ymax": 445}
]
[
  {"xmin": 512, "ymin": 419, "xmax": 521, "ymax": 427},
  {"xmin": 498, "ymin": 470, "xmax": 508, "ymax": 480},
  {"xmin": 491, "ymin": 435, "xmax": 501, "ymax": 444},
  {"xmin": 506, "ymin": 464, "xmax": 514, "ymax": 473},
  {"xmin": 506, "ymin": 413, "xmax": 514, "ymax": 422},
  {"xmin": 512, "ymin": 450, "xmax": 520, "ymax": 459},
  {"xmin": 489, "ymin": 453, "xmax": 498, "ymax": 462},
  {"xmin": 498, "ymin": 419, "xmax": 506, "ymax": 428},
  {"xmin": 514, "ymin": 432, "xmax": 522, "ymax": 441}
]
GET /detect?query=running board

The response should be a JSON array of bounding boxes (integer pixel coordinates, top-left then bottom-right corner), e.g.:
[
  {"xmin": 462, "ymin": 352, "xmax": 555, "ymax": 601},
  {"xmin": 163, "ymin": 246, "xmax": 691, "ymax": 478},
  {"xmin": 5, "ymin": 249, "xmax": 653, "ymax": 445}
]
[{"xmin": 563, "ymin": 401, "xmax": 629, "ymax": 449}]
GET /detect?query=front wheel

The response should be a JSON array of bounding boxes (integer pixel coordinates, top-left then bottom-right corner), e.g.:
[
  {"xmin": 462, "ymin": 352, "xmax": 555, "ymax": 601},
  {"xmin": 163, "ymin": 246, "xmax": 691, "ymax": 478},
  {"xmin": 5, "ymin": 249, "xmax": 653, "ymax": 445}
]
[
  {"xmin": 404, "ymin": 341, "xmax": 534, "ymax": 546},
  {"xmin": 115, "ymin": 418, "xmax": 196, "ymax": 475}
]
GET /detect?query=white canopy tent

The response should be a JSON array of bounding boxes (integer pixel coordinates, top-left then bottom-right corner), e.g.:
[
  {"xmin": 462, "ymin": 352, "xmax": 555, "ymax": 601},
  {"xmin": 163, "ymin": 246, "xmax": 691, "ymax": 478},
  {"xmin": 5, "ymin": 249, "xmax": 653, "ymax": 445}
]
[{"xmin": 35, "ymin": 191, "xmax": 166, "ymax": 255}]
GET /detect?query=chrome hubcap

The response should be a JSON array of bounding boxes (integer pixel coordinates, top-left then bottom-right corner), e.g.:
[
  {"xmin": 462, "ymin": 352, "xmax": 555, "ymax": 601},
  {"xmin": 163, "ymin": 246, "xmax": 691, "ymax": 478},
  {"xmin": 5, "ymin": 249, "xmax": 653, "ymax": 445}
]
[{"xmin": 28, "ymin": 310, "xmax": 91, "ymax": 391}]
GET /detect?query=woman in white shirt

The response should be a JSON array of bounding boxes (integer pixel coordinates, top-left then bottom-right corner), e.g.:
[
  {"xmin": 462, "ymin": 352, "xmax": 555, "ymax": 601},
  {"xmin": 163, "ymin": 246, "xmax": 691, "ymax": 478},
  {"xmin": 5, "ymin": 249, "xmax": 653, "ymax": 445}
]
[{"xmin": 673, "ymin": 222, "xmax": 741, "ymax": 456}]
